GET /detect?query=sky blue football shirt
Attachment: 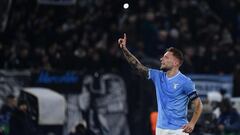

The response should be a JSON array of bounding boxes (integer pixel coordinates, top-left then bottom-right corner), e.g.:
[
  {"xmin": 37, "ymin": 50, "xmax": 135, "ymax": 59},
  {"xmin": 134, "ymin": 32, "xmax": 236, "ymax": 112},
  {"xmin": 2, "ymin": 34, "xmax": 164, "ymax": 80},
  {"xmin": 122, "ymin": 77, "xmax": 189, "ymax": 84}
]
[{"xmin": 148, "ymin": 68, "xmax": 197, "ymax": 129}]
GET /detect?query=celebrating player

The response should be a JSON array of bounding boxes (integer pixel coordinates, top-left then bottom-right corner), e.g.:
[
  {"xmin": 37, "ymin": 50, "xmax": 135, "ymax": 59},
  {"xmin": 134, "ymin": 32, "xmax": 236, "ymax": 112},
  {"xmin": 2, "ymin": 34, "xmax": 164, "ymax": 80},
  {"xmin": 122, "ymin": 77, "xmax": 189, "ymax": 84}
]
[{"xmin": 118, "ymin": 33, "xmax": 203, "ymax": 135}]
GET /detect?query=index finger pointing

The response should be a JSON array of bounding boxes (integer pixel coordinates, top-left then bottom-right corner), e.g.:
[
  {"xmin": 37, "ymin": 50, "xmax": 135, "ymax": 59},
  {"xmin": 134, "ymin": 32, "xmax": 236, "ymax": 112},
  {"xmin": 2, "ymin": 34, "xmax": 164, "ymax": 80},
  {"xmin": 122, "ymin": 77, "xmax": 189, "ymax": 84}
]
[{"xmin": 124, "ymin": 33, "xmax": 127, "ymax": 40}]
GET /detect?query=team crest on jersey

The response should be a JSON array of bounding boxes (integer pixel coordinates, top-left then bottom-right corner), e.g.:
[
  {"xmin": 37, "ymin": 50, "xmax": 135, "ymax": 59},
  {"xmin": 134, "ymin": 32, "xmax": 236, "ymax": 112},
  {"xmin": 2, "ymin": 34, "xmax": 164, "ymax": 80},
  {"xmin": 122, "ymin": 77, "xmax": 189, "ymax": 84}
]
[{"xmin": 173, "ymin": 83, "xmax": 179, "ymax": 89}]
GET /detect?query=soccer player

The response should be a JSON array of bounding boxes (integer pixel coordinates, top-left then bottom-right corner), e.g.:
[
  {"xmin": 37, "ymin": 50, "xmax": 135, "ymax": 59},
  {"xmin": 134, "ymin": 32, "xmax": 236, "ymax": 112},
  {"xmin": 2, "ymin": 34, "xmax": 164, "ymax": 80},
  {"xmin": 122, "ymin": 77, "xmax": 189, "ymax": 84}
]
[{"xmin": 118, "ymin": 34, "xmax": 203, "ymax": 135}]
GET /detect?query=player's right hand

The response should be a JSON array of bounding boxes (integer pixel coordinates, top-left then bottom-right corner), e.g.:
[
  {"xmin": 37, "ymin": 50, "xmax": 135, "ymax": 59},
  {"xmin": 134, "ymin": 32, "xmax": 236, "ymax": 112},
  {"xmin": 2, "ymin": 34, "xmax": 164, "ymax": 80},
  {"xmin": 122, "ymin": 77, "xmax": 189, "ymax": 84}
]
[
  {"xmin": 118, "ymin": 33, "xmax": 127, "ymax": 48},
  {"xmin": 182, "ymin": 123, "xmax": 194, "ymax": 133}
]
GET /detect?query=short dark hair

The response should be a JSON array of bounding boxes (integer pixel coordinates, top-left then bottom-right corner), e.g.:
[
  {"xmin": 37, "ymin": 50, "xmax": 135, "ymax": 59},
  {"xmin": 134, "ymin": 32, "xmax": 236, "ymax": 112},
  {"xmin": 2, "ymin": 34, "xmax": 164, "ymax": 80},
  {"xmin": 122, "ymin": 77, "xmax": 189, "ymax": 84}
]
[{"xmin": 166, "ymin": 47, "xmax": 184, "ymax": 66}]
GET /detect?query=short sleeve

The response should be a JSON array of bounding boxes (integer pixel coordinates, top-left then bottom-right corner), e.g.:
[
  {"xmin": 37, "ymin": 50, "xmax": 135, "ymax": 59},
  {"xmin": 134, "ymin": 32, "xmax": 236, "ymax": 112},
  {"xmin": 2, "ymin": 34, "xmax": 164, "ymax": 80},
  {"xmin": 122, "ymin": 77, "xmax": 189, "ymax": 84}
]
[
  {"xmin": 183, "ymin": 79, "xmax": 196, "ymax": 96},
  {"xmin": 148, "ymin": 68, "xmax": 162, "ymax": 81}
]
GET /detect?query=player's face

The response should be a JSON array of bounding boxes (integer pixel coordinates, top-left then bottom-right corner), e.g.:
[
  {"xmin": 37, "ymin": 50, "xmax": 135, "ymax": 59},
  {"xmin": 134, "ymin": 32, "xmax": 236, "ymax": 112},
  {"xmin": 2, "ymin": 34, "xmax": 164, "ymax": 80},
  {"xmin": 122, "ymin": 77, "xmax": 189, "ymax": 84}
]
[{"xmin": 160, "ymin": 51, "xmax": 178, "ymax": 71}]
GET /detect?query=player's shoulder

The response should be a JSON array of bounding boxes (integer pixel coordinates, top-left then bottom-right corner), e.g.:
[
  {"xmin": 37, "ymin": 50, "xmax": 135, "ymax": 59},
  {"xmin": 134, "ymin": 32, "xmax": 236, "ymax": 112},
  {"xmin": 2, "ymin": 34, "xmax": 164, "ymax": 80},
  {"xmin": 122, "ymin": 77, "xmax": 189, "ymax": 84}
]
[
  {"xmin": 148, "ymin": 68, "xmax": 164, "ymax": 80},
  {"xmin": 149, "ymin": 68, "xmax": 163, "ymax": 74},
  {"xmin": 178, "ymin": 72, "xmax": 193, "ymax": 83}
]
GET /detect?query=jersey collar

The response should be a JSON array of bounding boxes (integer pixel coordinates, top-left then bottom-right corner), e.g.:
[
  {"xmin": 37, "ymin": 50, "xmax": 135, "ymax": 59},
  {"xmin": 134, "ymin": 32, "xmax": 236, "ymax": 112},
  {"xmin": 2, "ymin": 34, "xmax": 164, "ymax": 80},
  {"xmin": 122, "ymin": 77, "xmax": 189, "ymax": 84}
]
[{"xmin": 166, "ymin": 71, "xmax": 180, "ymax": 80}]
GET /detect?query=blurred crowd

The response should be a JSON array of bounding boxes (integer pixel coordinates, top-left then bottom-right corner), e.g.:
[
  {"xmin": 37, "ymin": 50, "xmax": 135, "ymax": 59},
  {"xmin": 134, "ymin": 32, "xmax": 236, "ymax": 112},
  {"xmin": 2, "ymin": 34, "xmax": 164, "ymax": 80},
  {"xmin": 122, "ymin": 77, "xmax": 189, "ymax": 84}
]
[
  {"xmin": 0, "ymin": 95, "xmax": 36, "ymax": 135},
  {"xmin": 0, "ymin": 0, "xmax": 240, "ymax": 74},
  {"xmin": 191, "ymin": 91, "xmax": 240, "ymax": 135},
  {"xmin": 0, "ymin": 93, "xmax": 239, "ymax": 135},
  {"xmin": 0, "ymin": 0, "xmax": 240, "ymax": 135}
]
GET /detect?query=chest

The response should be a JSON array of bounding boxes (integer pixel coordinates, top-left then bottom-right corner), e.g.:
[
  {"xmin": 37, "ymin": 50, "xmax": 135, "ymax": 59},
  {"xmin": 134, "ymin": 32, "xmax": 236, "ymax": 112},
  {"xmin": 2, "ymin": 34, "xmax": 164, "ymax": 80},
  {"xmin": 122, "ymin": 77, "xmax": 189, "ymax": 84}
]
[{"xmin": 157, "ymin": 76, "xmax": 184, "ymax": 96}]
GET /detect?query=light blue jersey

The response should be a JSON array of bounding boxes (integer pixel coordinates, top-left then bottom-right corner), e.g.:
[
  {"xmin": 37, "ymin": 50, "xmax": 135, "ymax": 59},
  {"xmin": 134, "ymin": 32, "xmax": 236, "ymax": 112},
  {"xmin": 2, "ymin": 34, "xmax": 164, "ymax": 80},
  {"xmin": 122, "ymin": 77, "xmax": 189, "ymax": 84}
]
[{"xmin": 148, "ymin": 68, "xmax": 197, "ymax": 130}]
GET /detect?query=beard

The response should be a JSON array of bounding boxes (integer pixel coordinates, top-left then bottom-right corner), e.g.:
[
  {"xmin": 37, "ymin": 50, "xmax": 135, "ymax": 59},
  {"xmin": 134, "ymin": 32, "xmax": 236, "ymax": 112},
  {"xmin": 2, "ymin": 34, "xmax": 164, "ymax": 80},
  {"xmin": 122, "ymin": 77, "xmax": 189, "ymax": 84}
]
[
  {"xmin": 160, "ymin": 64, "xmax": 171, "ymax": 72},
  {"xmin": 160, "ymin": 67, "xmax": 168, "ymax": 72}
]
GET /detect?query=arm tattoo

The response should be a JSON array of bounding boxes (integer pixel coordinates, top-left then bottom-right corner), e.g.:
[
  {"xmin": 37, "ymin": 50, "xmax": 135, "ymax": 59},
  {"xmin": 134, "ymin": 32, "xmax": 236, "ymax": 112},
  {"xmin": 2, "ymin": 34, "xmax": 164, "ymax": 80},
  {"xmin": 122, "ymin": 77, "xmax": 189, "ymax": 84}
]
[{"xmin": 121, "ymin": 47, "xmax": 148, "ymax": 77}]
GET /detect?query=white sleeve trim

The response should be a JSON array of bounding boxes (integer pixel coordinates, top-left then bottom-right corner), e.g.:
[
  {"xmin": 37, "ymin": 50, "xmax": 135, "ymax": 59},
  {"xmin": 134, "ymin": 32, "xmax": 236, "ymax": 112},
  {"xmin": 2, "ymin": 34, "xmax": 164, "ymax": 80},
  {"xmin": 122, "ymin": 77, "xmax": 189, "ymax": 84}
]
[{"xmin": 147, "ymin": 68, "xmax": 151, "ymax": 80}]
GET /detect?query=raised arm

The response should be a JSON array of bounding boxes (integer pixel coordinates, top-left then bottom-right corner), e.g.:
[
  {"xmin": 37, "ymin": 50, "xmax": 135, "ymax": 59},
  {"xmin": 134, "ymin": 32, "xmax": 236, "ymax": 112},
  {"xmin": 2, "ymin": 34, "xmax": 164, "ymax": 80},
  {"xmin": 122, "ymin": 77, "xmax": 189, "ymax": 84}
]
[{"xmin": 118, "ymin": 33, "xmax": 148, "ymax": 77}]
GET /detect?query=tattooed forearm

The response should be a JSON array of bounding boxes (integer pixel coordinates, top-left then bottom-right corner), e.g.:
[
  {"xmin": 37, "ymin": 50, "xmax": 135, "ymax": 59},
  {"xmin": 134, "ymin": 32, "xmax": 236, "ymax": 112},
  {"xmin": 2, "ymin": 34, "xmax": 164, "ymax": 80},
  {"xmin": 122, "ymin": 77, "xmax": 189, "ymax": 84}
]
[{"xmin": 121, "ymin": 47, "xmax": 148, "ymax": 77}]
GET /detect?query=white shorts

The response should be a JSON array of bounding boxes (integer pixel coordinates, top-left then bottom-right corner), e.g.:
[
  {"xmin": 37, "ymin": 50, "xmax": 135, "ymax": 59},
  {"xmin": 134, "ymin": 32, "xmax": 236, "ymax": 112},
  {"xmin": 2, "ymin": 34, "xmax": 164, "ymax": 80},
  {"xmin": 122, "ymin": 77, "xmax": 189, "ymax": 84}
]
[{"xmin": 156, "ymin": 128, "xmax": 189, "ymax": 135}]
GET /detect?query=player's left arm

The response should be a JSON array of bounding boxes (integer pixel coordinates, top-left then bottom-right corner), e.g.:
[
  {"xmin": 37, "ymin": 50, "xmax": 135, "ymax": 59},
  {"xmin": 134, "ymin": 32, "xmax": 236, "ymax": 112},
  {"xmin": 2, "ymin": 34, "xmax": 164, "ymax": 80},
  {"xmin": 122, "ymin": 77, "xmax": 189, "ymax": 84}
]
[{"xmin": 183, "ymin": 97, "xmax": 203, "ymax": 133}]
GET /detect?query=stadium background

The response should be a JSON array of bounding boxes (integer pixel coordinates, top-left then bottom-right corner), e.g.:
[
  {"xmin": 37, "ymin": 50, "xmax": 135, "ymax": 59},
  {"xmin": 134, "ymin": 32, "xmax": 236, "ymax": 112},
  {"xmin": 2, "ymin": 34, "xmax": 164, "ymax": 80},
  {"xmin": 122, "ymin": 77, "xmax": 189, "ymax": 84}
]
[{"xmin": 0, "ymin": 0, "xmax": 240, "ymax": 135}]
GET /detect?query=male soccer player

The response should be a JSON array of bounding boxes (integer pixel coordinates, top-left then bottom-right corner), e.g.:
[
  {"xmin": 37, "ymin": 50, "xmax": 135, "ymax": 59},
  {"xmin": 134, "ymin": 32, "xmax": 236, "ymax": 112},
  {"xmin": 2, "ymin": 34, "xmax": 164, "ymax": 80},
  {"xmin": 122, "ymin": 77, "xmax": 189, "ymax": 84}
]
[{"xmin": 118, "ymin": 34, "xmax": 203, "ymax": 135}]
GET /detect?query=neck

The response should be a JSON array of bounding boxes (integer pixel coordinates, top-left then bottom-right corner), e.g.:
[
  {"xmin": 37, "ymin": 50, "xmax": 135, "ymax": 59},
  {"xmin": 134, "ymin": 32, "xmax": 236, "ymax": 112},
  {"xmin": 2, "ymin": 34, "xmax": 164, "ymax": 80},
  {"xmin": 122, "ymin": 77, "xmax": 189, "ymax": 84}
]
[{"xmin": 166, "ymin": 68, "xmax": 179, "ymax": 78}]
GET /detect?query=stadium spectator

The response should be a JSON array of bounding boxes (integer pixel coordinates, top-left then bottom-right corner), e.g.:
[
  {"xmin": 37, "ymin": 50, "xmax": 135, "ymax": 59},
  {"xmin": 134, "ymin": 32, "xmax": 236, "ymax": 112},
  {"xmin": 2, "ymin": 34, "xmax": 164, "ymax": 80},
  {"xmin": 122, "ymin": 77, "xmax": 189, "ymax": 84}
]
[
  {"xmin": 9, "ymin": 100, "xmax": 36, "ymax": 135},
  {"xmin": 0, "ymin": 95, "xmax": 17, "ymax": 135},
  {"xmin": 0, "ymin": 95, "xmax": 17, "ymax": 116},
  {"xmin": 217, "ymin": 98, "xmax": 240, "ymax": 135},
  {"xmin": 69, "ymin": 121, "xmax": 94, "ymax": 135}
]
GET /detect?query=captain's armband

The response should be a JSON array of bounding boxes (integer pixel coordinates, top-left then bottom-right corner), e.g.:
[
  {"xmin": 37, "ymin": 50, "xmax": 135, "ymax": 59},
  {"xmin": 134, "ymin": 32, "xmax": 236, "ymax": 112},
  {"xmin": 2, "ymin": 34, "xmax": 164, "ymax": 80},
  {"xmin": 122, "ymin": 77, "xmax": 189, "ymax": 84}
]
[{"xmin": 188, "ymin": 91, "xmax": 199, "ymax": 101}]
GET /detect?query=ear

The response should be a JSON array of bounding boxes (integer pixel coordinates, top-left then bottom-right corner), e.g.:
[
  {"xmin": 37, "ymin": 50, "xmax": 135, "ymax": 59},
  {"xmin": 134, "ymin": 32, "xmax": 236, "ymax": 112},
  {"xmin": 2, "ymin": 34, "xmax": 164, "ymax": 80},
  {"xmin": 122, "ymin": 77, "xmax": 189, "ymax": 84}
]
[
  {"xmin": 173, "ymin": 59, "xmax": 180, "ymax": 66},
  {"xmin": 173, "ymin": 61, "xmax": 178, "ymax": 66}
]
